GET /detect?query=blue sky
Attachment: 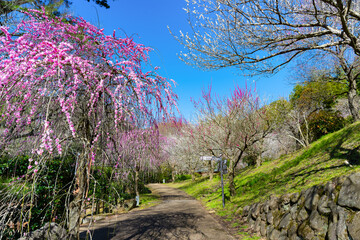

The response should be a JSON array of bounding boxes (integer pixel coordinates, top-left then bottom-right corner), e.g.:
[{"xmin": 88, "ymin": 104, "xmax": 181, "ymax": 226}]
[{"xmin": 70, "ymin": 0, "xmax": 294, "ymax": 120}]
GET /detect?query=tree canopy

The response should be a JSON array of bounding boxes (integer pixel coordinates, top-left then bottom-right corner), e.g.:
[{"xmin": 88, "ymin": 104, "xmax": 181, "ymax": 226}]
[
  {"xmin": 172, "ymin": 0, "xmax": 360, "ymax": 121},
  {"xmin": 174, "ymin": 0, "xmax": 360, "ymax": 72}
]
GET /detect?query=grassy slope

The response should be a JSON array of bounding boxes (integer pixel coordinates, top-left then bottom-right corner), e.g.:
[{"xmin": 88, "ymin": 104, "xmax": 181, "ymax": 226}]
[{"xmin": 169, "ymin": 122, "xmax": 360, "ymax": 238}]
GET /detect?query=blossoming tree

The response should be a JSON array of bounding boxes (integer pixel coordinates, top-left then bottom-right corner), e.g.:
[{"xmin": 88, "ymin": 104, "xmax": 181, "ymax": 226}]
[
  {"xmin": 173, "ymin": 0, "xmax": 360, "ymax": 121},
  {"xmin": 0, "ymin": 9, "xmax": 177, "ymax": 238},
  {"xmin": 191, "ymin": 85, "xmax": 272, "ymax": 196},
  {"xmin": 116, "ymin": 126, "xmax": 163, "ymax": 200}
]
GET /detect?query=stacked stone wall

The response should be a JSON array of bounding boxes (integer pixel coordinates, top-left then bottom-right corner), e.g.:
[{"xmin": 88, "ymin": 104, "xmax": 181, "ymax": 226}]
[{"xmin": 242, "ymin": 172, "xmax": 360, "ymax": 240}]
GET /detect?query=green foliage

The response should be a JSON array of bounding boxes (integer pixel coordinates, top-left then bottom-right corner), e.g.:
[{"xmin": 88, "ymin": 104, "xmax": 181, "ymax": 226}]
[
  {"xmin": 243, "ymin": 153, "xmax": 258, "ymax": 166},
  {"xmin": 307, "ymin": 110, "xmax": 345, "ymax": 141},
  {"xmin": 344, "ymin": 115, "xmax": 354, "ymax": 126},
  {"xmin": 0, "ymin": 155, "xmax": 158, "ymax": 237},
  {"xmin": 88, "ymin": 167, "xmax": 156, "ymax": 212},
  {"xmin": 0, "ymin": 155, "xmax": 30, "ymax": 177},
  {"xmin": 174, "ymin": 174, "xmax": 192, "ymax": 182},
  {"xmin": 0, "ymin": 155, "xmax": 76, "ymax": 238},
  {"xmin": 265, "ymin": 98, "xmax": 291, "ymax": 127},
  {"xmin": 88, "ymin": 166, "xmax": 128, "ymax": 211},
  {"xmin": 30, "ymin": 156, "xmax": 75, "ymax": 230},
  {"xmin": 288, "ymin": 79, "xmax": 349, "ymax": 144},
  {"xmin": 159, "ymin": 164, "xmax": 173, "ymax": 182},
  {"xmin": 289, "ymin": 81, "xmax": 347, "ymax": 110}
]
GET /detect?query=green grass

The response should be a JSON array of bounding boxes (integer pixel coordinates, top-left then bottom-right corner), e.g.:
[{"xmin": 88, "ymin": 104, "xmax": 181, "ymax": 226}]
[
  {"xmin": 168, "ymin": 122, "xmax": 360, "ymax": 239},
  {"xmin": 138, "ymin": 192, "xmax": 161, "ymax": 210}
]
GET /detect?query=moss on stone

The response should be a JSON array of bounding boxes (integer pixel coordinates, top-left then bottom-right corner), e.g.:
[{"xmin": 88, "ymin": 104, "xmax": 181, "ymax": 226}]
[
  {"xmin": 272, "ymin": 209, "xmax": 286, "ymax": 229},
  {"xmin": 346, "ymin": 210, "xmax": 356, "ymax": 223}
]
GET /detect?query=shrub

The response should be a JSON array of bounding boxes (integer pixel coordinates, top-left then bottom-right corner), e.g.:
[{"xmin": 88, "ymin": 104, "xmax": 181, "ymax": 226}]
[
  {"xmin": 0, "ymin": 155, "xmax": 76, "ymax": 238},
  {"xmin": 174, "ymin": 174, "xmax": 192, "ymax": 182},
  {"xmin": 307, "ymin": 110, "xmax": 345, "ymax": 141},
  {"xmin": 0, "ymin": 155, "xmax": 30, "ymax": 178},
  {"xmin": 88, "ymin": 166, "xmax": 126, "ymax": 209}
]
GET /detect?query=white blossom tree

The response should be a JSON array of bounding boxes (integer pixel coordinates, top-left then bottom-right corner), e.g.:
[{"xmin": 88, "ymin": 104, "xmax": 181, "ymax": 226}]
[{"xmin": 172, "ymin": 0, "xmax": 360, "ymax": 121}]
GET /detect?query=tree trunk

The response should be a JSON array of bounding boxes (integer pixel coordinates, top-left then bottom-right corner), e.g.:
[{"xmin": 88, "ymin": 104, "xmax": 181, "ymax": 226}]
[
  {"xmin": 68, "ymin": 156, "xmax": 89, "ymax": 239},
  {"xmin": 171, "ymin": 170, "xmax": 176, "ymax": 182},
  {"xmin": 191, "ymin": 170, "xmax": 196, "ymax": 181},
  {"xmin": 228, "ymin": 171, "xmax": 236, "ymax": 197},
  {"xmin": 208, "ymin": 161, "xmax": 213, "ymax": 180},
  {"xmin": 134, "ymin": 167, "xmax": 140, "ymax": 198},
  {"xmin": 348, "ymin": 76, "xmax": 360, "ymax": 122},
  {"xmin": 171, "ymin": 164, "xmax": 176, "ymax": 182},
  {"xmin": 256, "ymin": 154, "xmax": 262, "ymax": 167},
  {"xmin": 228, "ymin": 160, "xmax": 236, "ymax": 196}
]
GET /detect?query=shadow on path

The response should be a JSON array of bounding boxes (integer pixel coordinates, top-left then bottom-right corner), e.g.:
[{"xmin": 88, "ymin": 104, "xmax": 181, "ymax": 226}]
[
  {"xmin": 80, "ymin": 184, "xmax": 235, "ymax": 240},
  {"xmin": 80, "ymin": 210, "xmax": 202, "ymax": 240}
]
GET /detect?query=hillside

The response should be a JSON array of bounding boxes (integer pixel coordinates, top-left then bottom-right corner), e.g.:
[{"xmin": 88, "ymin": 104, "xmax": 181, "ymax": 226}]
[{"xmin": 169, "ymin": 122, "xmax": 360, "ymax": 238}]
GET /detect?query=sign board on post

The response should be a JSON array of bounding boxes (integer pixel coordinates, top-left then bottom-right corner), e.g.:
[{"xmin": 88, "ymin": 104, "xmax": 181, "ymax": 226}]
[
  {"xmin": 200, "ymin": 156, "xmax": 222, "ymax": 162},
  {"xmin": 200, "ymin": 156, "xmax": 215, "ymax": 161}
]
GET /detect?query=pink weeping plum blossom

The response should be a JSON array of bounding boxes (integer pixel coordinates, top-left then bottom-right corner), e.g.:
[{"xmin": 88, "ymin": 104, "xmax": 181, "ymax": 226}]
[
  {"xmin": 0, "ymin": 8, "xmax": 177, "ymax": 162},
  {"xmin": 116, "ymin": 126, "xmax": 163, "ymax": 173}
]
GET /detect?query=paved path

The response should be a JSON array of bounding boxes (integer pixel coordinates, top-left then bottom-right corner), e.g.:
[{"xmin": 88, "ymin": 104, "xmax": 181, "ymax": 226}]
[{"xmin": 80, "ymin": 183, "xmax": 236, "ymax": 240}]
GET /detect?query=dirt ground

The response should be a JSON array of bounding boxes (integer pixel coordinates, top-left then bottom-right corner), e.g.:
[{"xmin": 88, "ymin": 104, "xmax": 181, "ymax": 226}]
[{"xmin": 79, "ymin": 183, "xmax": 236, "ymax": 240}]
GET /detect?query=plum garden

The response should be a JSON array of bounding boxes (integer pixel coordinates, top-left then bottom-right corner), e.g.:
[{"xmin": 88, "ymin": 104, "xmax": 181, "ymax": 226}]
[{"xmin": 2, "ymin": 1, "xmax": 360, "ymax": 239}]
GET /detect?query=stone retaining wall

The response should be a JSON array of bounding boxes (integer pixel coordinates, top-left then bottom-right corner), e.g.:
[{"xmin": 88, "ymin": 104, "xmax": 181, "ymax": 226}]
[{"xmin": 242, "ymin": 172, "xmax": 360, "ymax": 240}]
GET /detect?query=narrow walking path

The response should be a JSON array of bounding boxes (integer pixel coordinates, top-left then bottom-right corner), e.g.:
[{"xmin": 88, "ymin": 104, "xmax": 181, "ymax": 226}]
[{"xmin": 80, "ymin": 183, "xmax": 236, "ymax": 239}]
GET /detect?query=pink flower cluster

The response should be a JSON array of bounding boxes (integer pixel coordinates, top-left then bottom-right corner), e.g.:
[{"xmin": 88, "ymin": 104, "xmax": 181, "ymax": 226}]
[{"xmin": 0, "ymin": 9, "xmax": 177, "ymax": 164}]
